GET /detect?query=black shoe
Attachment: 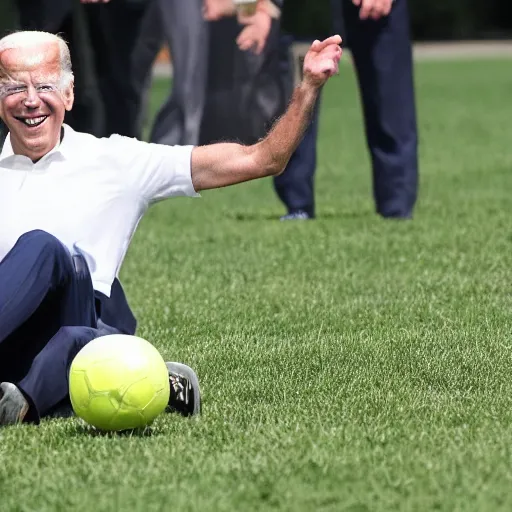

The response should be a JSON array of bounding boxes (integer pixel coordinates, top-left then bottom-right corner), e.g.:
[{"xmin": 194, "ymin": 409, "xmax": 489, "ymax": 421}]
[
  {"xmin": 0, "ymin": 382, "xmax": 29, "ymax": 426},
  {"xmin": 165, "ymin": 362, "xmax": 201, "ymax": 416},
  {"xmin": 47, "ymin": 400, "xmax": 75, "ymax": 419},
  {"xmin": 280, "ymin": 210, "xmax": 312, "ymax": 221}
]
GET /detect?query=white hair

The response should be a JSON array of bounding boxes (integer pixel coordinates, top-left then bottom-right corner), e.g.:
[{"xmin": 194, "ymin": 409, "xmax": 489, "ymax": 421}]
[{"xmin": 0, "ymin": 31, "xmax": 74, "ymax": 89}]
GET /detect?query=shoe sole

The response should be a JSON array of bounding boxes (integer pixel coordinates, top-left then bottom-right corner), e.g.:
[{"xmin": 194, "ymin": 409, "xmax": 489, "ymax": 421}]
[{"xmin": 165, "ymin": 362, "xmax": 201, "ymax": 416}]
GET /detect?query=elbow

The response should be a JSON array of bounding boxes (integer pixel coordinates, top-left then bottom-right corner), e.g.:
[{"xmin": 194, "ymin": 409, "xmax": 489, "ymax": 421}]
[
  {"xmin": 268, "ymin": 162, "xmax": 286, "ymax": 177},
  {"xmin": 253, "ymin": 141, "xmax": 288, "ymax": 177},
  {"xmin": 260, "ymin": 161, "xmax": 284, "ymax": 178},
  {"xmin": 266, "ymin": 155, "xmax": 291, "ymax": 177}
]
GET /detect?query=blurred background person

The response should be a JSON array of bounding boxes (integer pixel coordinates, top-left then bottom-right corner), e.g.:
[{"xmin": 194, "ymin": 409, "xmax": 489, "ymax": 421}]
[
  {"xmin": 15, "ymin": 0, "xmax": 146, "ymax": 138},
  {"xmin": 203, "ymin": 0, "xmax": 281, "ymax": 54},
  {"xmin": 275, "ymin": 0, "xmax": 418, "ymax": 220},
  {"xmin": 130, "ymin": 0, "xmax": 209, "ymax": 144},
  {"xmin": 82, "ymin": 0, "xmax": 147, "ymax": 137},
  {"xmin": 131, "ymin": 0, "xmax": 282, "ymax": 146},
  {"xmin": 200, "ymin": 0, "xmax": 286, "ymax": 146}
]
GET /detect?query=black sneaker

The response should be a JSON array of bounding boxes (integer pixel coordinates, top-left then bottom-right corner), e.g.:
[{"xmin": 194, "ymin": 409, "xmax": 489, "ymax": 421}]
[
  {"xmin": 165, "ymin": 362, "xmax": 201, "ymax": 416},
  {"xmin": 0, "ymin": 382, "xmax": 29, "ymax": 426}
]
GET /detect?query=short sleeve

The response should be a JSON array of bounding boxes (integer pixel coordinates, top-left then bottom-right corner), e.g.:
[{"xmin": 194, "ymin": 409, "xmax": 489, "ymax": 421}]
[{"xmin": 107, "ymin": 135, "xmax": 200, "ymax": 203}]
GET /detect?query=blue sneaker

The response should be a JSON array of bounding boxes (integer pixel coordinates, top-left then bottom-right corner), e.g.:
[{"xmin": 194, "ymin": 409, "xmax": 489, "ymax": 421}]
[
  {"xmin": 279, "ymin": 210, "xmax": 312, "ymax": 221},
  {"xmin": 0, "ymin": 382, "xmax": 29, "ymax": 426},
  {"xmin": 166, "ymin": 362, "xmax": 201, "ymax": 416}
]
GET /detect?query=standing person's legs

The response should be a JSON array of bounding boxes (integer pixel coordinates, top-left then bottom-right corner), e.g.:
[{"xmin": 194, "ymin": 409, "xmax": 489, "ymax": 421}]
[
  {"xmin": 343, "ymin": 0, "xmax": 418, "ymax": 218},
  {"xmin": 64, "ymin": 0, "xmax": 106, "ymax": 137},
  {"xmin": 130, "ymin": 0, "xmax": 165, "ymax": 140},
  {"xmin": 273, "ymin": 35, "xmax": 320, "ymax": 219},
  {"xmin": 16, "ymin": 0, "xmax": 106, "ymax": 137},
  {"xmin": 274, "ymin": 98, "xmax": 320, "ymax": 220},
  {"xmin": 85, "ymin": 0, "xmax": 147, "ymax": 137},
  {"xmin": 150, "ymin": 0, "xmax": 209, "ymax": 146},
  {"xmin": 273, "ymin": 96, "xmax": 321, "ymax": 219}
]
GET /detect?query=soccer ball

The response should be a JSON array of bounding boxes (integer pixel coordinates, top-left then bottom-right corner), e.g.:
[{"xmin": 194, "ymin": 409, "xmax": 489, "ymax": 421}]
[{"xmin": 69, "ymin": 334, "xmax": 170, "ymax": 431}]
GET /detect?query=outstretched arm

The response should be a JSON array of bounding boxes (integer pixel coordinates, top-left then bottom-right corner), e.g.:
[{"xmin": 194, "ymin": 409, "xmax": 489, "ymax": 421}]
[{"xmin": 191, "ymin": 35, "xmax": 342, "ymax": 192}]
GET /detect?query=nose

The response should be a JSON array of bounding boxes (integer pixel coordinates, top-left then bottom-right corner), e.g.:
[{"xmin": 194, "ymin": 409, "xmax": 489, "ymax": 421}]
[{"xmin": 23, "ymin": 85, "xmax": 42, "ymax": 108}]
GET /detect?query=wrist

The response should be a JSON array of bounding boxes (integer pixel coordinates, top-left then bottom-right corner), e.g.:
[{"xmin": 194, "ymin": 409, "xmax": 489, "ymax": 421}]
[
  {"xmin": 257, "ymin": 0, "xmax": 281, "ymax": 18},
  {"xmin": 298, "ymin": 80, "xmax": 321, "ymax": 99}
]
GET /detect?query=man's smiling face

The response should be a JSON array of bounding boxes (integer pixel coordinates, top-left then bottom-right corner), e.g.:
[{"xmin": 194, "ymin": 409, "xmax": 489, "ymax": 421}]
[{"xmin": 0, "ymin": 42, "xmax": 74, "ymax": 162}]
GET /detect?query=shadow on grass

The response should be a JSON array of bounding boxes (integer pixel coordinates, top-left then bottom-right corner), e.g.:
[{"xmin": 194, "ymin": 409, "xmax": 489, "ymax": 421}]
[
  {"xmin": 66, "ymin": 423, "xmax": 162, "ymax": 438},
  {"xmin": 45, "ymin": 411, "xmax": 161, "ymax": 438},
  {"xmin": 227, "ymin": 210, "xmax": 374, "ymax": 222}
]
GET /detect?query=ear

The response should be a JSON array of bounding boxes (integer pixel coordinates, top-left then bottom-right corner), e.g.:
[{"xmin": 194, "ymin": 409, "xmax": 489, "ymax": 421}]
[{"xmin": 62, "ymin": 81, "xmax": 74, "ymax": 111}]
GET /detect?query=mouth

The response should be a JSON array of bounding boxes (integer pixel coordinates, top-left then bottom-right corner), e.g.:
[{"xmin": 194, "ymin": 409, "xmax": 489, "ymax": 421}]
[{"xmin": 15, "ymin": 115, "xmax": 48, "ymax": 128}]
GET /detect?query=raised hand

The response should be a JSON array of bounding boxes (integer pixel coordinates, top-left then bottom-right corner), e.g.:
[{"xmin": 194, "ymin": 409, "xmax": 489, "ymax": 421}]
[
  {"xmin": 352, "ymin": 0, "xmax": 393, "ymax": 20},
  {"xmin": 202, "ymin": 0, "xmax": 236, "ymax": 20},
  {"xmin": 302, "ymin": 36, "xmax": 343, "ymax": 89},
  {"xmin": 236, "ymin": 11, "xmax": 272, "ymax": 54}
]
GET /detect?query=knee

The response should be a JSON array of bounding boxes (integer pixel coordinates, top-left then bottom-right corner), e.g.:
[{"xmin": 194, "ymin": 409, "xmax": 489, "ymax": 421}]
[
  {"xmin": 16, "ymin": 230, "xmax": 67, "ymax": 258},
  {"xmin": 56, "ymin": 326, "xmax": 98, "ymax": 362},
  {"xmin": 58, "ymin": 326, "xmax": 97, "ymax": 346}
]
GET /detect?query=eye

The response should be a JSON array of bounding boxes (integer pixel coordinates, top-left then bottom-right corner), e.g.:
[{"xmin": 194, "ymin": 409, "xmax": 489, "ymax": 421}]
[
  {"xmin": 36, "ymin": 84, "xmax": 56, "ymax": 93},
  {"xmin": 5, "ymin": 86, "xmax": 26, "ymax": 95}
]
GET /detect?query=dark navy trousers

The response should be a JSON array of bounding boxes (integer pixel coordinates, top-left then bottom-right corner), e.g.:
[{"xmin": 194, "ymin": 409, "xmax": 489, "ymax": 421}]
[
  {"xmin": 274, "ymin": 93, "xmax": 322, "ymax": 219},
  {"xmin": 0, "ymin": 230, "xmax": 136, "ymax": 422},
  {"xmin": 274, "ymin": 0, "xmax": 418, "ymax": 219}
]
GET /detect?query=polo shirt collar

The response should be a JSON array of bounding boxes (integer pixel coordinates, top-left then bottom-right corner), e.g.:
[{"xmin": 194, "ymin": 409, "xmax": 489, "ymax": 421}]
[{"xmin": 0, "ymin": 123, "xmax": 74, "ymax": 166}]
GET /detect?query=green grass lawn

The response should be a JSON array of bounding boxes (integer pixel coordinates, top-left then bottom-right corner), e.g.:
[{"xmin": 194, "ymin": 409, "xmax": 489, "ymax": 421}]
[{"xmin": 1, "ymin": 58, "xmax": 512, "ymax": 512}]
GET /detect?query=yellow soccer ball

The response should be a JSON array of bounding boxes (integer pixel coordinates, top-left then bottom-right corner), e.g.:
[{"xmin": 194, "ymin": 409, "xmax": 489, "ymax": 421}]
[{"xmin": 69, "ymin": 334, "xmax": 170, "ymax": 431}]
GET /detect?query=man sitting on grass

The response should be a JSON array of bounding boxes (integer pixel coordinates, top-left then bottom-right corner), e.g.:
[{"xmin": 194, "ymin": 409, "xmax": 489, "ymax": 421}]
[{"xmin": 0, "ymin": 30, "xmax": 342, "ymax": 425}]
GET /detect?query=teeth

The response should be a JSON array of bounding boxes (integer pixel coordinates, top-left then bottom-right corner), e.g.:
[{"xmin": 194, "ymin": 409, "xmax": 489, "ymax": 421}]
[{"xmin": 24, "ymin": 116, "xmax": 46, "ymax": 126}]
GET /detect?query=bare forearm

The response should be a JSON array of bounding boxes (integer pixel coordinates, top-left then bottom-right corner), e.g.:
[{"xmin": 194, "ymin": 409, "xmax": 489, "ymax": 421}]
[
  {"xmin": 191, "ymin": 142, "xmax": 260, "ymax": 191},
  {"xmin": 255, "ymin": 83, "xmax": 319, "ymax": 176},
  {"xmin": 191, "ymin": 83, "xmax": 319, "ymax": 191}
]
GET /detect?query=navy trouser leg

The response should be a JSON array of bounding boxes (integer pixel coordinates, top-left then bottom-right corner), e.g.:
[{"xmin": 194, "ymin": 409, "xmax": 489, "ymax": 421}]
[
  {"xmin": 343, "ymin": 0, "xmax": 418, "ymax": 218},
  {"xmin": 0, "ymin": 230, "xmax": 96, "ymax": 343},
  {"xmin": 273, "ymin": 96, "xmax": 321, "ymax": 217},
  {"xmin": 0, "ymin": 230, "xmax": 98, "ymax": 420},
  {"xmin": 18, "ymin": 326, "xmax": 99, "ymax": 418},
  {"xmin": 15, "ymin": 307, "xmax": 129, "ymax": 420},
  {"xmin": 18, "ymin": 321, "xmax": 123, "ymax": 419}
]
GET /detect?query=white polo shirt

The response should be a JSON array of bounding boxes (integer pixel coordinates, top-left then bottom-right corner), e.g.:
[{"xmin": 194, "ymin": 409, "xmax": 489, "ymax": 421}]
[{"xmin": 0, "ymin": 124, "xmax": 198, "ymax": 296}]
